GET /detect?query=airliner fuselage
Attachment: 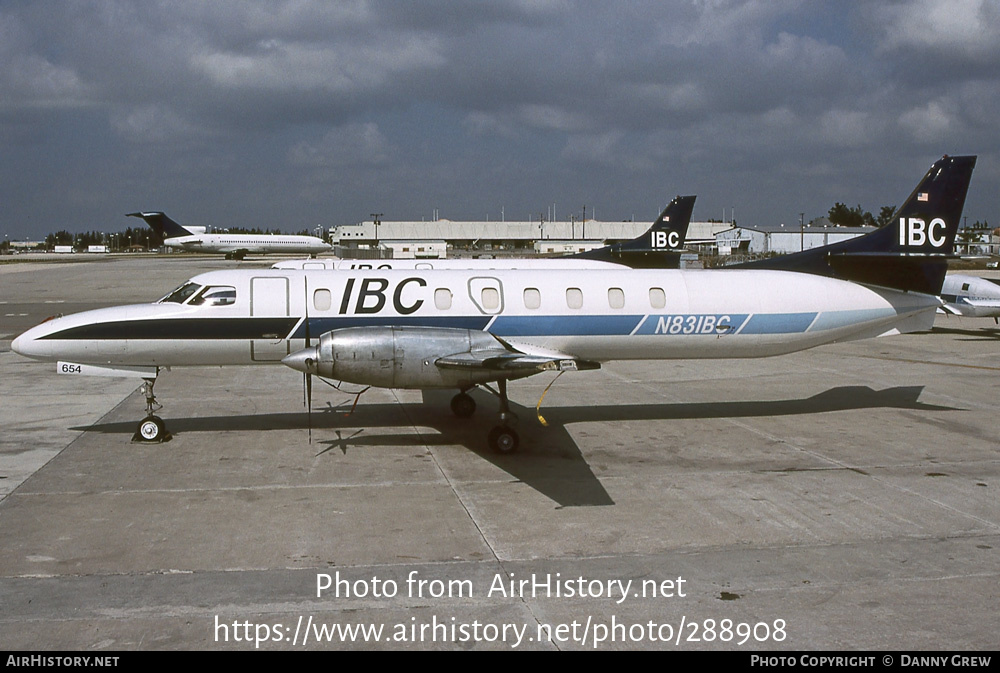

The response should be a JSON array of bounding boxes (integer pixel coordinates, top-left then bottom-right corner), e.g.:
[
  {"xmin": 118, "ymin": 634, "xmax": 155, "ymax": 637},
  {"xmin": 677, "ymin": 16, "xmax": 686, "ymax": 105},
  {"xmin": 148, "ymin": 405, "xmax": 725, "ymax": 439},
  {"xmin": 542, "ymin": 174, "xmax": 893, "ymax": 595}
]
[{"xmin": 13, "ymin": 268, "xmax": 941, "ymax": 370}]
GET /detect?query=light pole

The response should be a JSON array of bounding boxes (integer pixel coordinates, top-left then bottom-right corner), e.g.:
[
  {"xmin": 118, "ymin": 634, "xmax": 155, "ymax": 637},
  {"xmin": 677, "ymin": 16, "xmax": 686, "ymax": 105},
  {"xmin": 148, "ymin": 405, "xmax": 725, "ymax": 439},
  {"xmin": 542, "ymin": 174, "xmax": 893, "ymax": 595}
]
[{"xmin": 370, "ymin": 212, "xmax": 383, "ymax": 250}]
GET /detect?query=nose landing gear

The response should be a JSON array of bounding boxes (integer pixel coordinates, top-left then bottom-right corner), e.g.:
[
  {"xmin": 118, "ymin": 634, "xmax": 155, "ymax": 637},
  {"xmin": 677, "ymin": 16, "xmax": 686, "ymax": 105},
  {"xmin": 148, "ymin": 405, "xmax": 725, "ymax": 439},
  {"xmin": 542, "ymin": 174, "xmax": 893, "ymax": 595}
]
[
  {"xmin": 132, "ymin": 377, "xmax": 171, "ymax": 443},
  {"xmin": 487, "ymin": 379, "xmax": 519, "ymax": 455}
]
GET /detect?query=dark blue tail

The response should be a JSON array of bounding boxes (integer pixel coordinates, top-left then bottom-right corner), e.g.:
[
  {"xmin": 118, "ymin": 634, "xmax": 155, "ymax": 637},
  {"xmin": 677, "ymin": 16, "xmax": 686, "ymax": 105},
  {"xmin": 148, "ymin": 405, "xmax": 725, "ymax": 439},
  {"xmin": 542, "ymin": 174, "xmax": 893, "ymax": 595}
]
[
  {"xmin": 126, "ymin": 211, "xmax": 194, "ymax": 240},
  {"xmin": 571, "ymin": 195, "xmax": 695, "ymax": 268},
  {"xmin": 734, "ymin": 155, "xmax": 976, "ymax": 294}
]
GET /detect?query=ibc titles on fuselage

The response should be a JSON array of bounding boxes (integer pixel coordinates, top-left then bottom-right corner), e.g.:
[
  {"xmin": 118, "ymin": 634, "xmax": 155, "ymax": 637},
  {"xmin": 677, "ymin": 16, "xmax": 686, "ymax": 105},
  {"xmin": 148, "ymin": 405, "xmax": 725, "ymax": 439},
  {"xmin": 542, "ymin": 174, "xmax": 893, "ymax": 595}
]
[{"xmin": 338, "ymin": 277, "xmax": 426, "ymax": 315}]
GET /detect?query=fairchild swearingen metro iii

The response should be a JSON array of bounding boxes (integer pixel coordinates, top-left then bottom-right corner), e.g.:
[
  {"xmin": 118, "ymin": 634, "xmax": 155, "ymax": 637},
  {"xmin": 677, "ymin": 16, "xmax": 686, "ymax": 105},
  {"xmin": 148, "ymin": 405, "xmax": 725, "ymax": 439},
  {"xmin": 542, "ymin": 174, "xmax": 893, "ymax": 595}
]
[{"xmin": 11, "ymin": 156, "xmax": 976, "ymax": 452}]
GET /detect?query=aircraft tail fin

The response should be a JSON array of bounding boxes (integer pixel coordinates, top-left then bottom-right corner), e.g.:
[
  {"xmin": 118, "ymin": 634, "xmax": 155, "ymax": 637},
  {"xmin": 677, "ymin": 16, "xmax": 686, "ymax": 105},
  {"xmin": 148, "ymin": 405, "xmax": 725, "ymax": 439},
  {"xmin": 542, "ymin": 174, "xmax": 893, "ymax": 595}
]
[
  {"xmin": 735, "ymin": 155, "xmax": 976, "ymax": 294},
  {"xmin": 126, "ymin": 211, "xmax": 194, "ymax": 240},
  {"xmin": 572, "ymin": 195, "xmax": 696, "ymax": 268}
]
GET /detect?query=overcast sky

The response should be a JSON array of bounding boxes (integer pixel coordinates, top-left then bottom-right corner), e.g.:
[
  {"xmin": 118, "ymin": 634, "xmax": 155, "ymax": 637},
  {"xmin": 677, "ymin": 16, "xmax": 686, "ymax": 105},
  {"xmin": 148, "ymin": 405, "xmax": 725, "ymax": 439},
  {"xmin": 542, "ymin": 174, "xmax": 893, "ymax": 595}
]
[{"xmin": 2, "ymin": 0, "xmax": 998, "ymax": 239}]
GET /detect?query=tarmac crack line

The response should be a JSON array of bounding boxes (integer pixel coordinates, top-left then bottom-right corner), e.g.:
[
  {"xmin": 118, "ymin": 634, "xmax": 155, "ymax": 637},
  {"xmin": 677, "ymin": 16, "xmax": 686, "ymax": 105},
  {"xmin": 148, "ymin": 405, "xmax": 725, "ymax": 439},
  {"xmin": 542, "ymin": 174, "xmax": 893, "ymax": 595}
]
[
  {"xmin": 0, "ymin": 379, "xmax": 142, "ymax": 506},
  {"xmin": 387, "ymin": 389, "xmax": 503, "ymax": 564},
  {"xmin": 386, "ymin": 389, "xmax": 555, "ymax": 647}
]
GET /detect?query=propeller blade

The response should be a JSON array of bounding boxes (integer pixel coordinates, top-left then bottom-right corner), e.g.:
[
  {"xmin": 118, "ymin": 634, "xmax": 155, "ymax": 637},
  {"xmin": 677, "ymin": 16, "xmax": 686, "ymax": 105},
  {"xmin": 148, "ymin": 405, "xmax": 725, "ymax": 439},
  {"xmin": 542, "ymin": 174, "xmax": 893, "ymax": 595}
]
[{"xmin": 304, "ymin": 275, "xmax": 312, "ymax": 442}]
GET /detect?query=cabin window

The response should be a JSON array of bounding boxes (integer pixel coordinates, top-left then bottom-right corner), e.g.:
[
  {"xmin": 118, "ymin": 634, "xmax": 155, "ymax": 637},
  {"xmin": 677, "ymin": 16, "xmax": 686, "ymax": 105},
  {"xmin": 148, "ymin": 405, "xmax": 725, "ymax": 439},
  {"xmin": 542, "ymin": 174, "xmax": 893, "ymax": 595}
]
[
  {"xmin": 608, "ymin": 288, "xmax": 625, "ymax": 309},
  {"xmin": 523, "ymin": 287, "xmax": 541, "ymax": 310},
  {"xmin": 649, "ymin": 287, "xmax": 666, "ymax": 309},
  {"xmin": 313, "ymin": 288, "xmax": 332, "ymax": 312},
  {"xmin": 962, "ymin": 283, "xmax": 970, "ymax": 291},
  {"xmin": 435, "ymin": 288, "xmax": 453, "ymax": 310},
  {"xmin": 566, "ymin": 287, "xmax": 583, "ymax": 309},
  {"xmin": 481, "ymin": 287, "xmax": 500, "ymax": 310}
]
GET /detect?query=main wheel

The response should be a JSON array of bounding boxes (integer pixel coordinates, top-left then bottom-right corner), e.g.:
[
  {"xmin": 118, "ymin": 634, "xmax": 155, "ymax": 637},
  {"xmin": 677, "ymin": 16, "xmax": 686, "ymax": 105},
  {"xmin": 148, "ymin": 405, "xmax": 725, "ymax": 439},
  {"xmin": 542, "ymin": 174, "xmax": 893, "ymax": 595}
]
[
  {"xmin": 137, "ymin": 416, "xmax": 166, "ymax": 442},
  {"xmin": 488, "ymin": 425, "xmax": 519, "ymax": 454},
  {"xmin": 450, "ymin": 392, "xmax": 476, "ymax": 418}
]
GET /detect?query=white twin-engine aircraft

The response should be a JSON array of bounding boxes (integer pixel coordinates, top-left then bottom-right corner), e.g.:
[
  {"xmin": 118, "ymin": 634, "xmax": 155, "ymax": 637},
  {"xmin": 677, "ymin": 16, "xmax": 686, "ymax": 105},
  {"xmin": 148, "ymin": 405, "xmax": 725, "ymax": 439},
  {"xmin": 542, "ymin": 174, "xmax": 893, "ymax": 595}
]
[
  {"xmin": 11, "ymin": 155, "xmax": 975, "ymax": 452},
  {"xmin": 13, "ymin": 267, "xmax": 941, "ymax": 451}
]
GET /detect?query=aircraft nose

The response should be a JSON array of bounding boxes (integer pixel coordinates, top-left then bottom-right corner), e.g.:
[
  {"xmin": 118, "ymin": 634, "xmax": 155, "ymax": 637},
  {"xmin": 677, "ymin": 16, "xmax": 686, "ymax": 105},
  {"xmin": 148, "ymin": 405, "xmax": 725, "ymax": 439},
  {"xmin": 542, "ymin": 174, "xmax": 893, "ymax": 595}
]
[
  {"xmin": 11, "ymin": 332, "xmax": 25, "ymax": 355},
  {"xmin": 10, "ymin": 318, "xmax": 63, "ymax": 361},
  {"xmin": 282, "ymin": 346, "xmax": 319, "ymax": 374},
  {"xmin": 11, "ymin": 326, "xmax": 41, "ymax": 358}
]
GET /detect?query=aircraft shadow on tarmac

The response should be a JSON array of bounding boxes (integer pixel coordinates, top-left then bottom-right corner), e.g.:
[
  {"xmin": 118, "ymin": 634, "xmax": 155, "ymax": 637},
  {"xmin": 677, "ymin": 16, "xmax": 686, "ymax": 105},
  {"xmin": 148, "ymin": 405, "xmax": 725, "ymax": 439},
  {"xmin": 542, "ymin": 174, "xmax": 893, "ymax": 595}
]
[
  {"xmin": 928, "ymin": 325, "xmax": 1000, "ymax": 342},
  {"xmin": 74, "ymin": 385, "xmax": 956, "ymax": 508}
]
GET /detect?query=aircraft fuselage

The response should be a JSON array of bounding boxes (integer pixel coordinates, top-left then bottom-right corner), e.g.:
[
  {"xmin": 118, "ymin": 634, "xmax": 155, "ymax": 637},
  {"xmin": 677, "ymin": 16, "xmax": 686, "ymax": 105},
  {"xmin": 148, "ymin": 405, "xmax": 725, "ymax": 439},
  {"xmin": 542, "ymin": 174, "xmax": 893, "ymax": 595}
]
[{"xmin": 13, "ymin": 268, "xmax": 941, "ymax": 374}]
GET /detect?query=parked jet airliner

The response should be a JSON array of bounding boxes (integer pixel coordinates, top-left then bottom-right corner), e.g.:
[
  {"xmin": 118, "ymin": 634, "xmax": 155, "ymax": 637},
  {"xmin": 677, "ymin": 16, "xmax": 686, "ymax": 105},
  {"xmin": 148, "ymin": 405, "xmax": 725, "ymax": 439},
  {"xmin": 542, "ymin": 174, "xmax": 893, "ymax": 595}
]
[
  {"xmin": 128, "ymin": 211, "xmax": 331, "ymax": 260},
  {"xmin": 12, "ymin": 156, "xmax": 974, "ymax": 453}
]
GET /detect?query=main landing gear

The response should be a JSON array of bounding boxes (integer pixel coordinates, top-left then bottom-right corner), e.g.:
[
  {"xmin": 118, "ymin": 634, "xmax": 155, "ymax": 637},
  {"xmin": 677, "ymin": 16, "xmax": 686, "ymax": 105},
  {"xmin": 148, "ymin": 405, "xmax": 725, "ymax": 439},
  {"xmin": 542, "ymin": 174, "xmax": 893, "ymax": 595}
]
[
  {"xmin": 132, "ymin": 377, "xmax": 171, "ymax": 443},
  {"xmin": 450, "ymin": 381, "xmax": 519, "ymax": 455}
]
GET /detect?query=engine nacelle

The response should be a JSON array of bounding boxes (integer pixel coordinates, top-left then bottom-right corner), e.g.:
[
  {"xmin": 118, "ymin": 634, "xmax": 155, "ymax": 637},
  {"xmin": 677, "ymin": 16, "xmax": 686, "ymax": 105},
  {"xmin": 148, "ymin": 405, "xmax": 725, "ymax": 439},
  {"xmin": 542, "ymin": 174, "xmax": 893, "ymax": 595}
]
[{"xmin": 285, "ymin": 326, "xmax": 508, "ymax": 389}]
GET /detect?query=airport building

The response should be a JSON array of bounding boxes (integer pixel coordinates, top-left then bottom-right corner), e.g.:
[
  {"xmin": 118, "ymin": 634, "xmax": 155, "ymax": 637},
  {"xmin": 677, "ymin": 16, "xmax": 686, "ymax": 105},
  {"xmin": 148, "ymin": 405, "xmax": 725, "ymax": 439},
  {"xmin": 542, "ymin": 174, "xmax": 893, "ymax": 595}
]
[
  {"xmin": 714, "ymin": 222, "xmax": 875, "ymax": 256},
  {"xmin": 330, "ymin": 219, "xmax": 731, "ymax": 257}
]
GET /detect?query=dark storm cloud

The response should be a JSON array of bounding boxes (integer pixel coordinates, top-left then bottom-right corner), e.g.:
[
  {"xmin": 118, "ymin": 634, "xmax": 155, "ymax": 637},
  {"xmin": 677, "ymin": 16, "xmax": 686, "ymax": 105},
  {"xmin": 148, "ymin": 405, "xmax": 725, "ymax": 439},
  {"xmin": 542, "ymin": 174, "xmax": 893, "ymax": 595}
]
[{"xmin": 2, "ymin": 0, "xmax": 997, "ymax": 238}]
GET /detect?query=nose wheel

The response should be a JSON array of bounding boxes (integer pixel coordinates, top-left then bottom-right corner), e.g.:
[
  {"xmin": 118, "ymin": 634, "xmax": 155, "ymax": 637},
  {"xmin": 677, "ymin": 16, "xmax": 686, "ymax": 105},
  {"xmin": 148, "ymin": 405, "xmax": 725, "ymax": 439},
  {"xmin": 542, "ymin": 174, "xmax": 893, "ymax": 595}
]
[
  {"xmin": 488, "ymin": 425, "xmax": 519, "ymax": 454},
  {"xmin": 132, "ymin": 377, "xmax": 171, "ymax": 443},
  {"xmin": 487, "ymin": 379, "xmax": 519, "ymax": 454}
]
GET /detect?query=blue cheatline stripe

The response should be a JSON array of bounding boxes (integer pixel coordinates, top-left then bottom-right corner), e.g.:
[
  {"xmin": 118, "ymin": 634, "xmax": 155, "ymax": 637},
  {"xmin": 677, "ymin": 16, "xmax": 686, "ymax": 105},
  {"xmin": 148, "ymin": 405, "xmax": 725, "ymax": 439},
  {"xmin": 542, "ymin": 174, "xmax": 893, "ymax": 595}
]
[
  {"xmin": 291, "ymin": 316, "xmax": 492, "ymax": 339},
  {"xmin": 809, "ymin": 308, "xmax": 895, "ymax": 332},
  {"xmin": 284, "ymin": 310, "xmax": 889, "ymax": 340},
  {"xmin": 489, "ymin": 315, "xmax": 644, "ymax": 336},
  {"xmin": 739, "ymin": 312, "xmax": 817, "ymax": 334}
]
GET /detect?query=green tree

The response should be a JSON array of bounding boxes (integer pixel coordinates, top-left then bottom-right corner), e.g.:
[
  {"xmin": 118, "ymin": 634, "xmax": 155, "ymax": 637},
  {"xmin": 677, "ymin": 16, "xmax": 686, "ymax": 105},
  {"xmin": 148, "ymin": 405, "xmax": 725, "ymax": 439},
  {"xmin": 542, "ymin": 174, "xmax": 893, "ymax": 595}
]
[
  {"xmin": 45, "ymin": 231, "xmax": 74, "ymax": 247},
  {"xmin": 875, "ymin": 205, "xmax": 896, "ymax": 228},
  {"xmin": 828, "ymin": 203, "xmax": 874, "ymax": 227}
]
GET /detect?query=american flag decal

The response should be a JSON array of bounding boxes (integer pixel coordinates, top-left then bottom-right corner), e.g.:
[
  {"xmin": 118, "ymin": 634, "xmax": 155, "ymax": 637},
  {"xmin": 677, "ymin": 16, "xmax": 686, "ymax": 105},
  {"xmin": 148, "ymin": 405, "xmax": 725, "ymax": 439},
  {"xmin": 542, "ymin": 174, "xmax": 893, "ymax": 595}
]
[{"xmin": 918, "ymin": 192, "xmax": 929, "ymax": 201}]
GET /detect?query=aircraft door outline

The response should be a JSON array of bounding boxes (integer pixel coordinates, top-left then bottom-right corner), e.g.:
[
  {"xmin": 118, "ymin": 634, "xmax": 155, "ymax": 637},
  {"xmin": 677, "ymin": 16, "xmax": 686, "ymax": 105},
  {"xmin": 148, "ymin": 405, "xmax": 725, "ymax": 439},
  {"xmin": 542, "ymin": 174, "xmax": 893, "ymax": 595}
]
[{"xmin": 251, "ymin": 276, "xmax": 290, "ymax": 361}]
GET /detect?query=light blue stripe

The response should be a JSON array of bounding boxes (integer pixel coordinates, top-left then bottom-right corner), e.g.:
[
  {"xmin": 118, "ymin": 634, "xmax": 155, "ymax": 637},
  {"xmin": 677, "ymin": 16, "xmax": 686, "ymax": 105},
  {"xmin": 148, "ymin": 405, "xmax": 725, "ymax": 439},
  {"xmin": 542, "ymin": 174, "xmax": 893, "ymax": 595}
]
[
  {"xmin": 809, "ymin": 309, "xmax": 895, "ymax": 332},
  {"xmin": 491, "ymin": 315, "xmax": 643, "ymax": 336},
  {"xmin": 739, "ymin": 312, "xmax": 817, "ymax": 334}
]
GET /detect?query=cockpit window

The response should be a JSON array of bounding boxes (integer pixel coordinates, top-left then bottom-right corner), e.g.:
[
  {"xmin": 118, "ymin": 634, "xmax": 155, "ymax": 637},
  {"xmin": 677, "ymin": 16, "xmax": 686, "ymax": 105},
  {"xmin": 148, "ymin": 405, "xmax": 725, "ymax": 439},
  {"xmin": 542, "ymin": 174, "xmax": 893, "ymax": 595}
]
[
  {"xmin": 159, "ymin": 282, "xmax": 202, "ymax": 304},
  {"xmin": 190, "ymin": 285, "xmax": 237, "ymax": 306}
]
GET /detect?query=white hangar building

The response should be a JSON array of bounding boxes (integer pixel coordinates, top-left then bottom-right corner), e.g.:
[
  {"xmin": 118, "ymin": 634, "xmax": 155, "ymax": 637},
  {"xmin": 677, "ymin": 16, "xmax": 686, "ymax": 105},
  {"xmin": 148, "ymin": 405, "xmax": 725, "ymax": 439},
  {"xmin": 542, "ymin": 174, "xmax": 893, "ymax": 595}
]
[
  {"xmin": 331, "ymin": 219, "xmax": 731, "ymax": 255},
  {"xmin": 715, "ymin": 223, "xmax": 874, "ymax": 256}
]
